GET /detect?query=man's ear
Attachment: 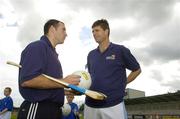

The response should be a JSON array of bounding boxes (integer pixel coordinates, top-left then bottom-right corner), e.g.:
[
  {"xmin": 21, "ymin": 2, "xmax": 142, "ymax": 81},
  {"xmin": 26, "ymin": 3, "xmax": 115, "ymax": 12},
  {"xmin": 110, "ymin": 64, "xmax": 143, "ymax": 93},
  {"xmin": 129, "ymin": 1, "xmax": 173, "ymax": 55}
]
[
  {"xmin": 49, "ymin": 25, "xmax": 56, "ymax": 33},
  {"xmin": 105, "ymin": 29, "xmax": 109, "ymax": 36}
]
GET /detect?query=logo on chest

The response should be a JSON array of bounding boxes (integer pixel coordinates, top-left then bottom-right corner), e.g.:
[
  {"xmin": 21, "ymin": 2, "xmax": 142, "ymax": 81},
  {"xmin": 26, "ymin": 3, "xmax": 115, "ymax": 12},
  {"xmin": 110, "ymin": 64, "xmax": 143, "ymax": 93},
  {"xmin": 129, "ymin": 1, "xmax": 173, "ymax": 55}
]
[{"xmin": 106, "ymin": 54, "xmax": 116, "ymax": 60}]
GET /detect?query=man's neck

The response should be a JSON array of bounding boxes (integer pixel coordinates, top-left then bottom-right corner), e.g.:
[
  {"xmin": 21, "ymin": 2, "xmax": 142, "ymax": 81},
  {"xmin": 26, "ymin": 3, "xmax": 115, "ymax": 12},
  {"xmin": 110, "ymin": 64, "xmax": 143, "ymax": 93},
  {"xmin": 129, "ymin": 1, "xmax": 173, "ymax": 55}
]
[
  {"xmin": 46, "ymin": 35, "xmax": 56, "ymax": 48},
  {"xmin": 99, "ymin": 38, "xmax": 110, "ymax": 53}
]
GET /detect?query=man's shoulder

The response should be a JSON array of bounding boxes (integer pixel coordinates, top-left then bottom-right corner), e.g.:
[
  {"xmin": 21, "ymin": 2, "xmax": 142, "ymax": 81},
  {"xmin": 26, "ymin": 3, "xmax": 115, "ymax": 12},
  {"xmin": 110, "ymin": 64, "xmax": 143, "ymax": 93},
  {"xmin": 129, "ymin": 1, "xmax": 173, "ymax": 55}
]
[
  {"xmin": 29, "ymin": 40, "xmax": 46, "ymax": 48},
  {"xmin": 23, "ymin": 40, "xmax": 47, "ymax": 52},
  {"xmin": 111, "ymin": 43, "xmax": 126, "ymax": 49},
  {"xmin": 111, "ymin": 43, "xmax": 130, "ymax": 52},
  {"xmin": 89, "ymin": 48, "xmax": 97, "ymax": 55}
]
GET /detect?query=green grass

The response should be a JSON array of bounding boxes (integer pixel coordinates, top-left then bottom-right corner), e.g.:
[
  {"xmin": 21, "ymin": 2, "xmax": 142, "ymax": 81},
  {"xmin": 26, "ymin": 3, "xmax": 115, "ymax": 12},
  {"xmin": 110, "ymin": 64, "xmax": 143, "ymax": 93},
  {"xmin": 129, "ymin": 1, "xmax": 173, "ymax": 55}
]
[
  {"xmin": 80, "ymin": 115, "xmax": 84, "ymax": 119},
  {"xmin": 11, "ymin": 114, "xmax": 17, "ymax": 119}
]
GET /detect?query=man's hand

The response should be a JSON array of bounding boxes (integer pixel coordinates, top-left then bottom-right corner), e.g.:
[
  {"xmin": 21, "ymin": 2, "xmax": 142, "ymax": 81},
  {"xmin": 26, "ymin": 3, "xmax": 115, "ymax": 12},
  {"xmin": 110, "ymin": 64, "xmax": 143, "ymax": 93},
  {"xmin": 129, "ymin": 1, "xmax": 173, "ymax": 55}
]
[{"xmin": 63, "ymin": 74, "xmax": 81, "ymax": 86}]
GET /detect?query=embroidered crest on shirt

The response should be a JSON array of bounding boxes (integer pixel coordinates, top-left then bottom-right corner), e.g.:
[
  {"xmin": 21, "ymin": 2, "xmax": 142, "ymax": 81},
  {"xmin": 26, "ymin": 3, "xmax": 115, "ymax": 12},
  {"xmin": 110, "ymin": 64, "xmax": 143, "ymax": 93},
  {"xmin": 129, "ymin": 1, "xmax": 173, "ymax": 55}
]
[{"xmin": 106, "ymin": 54, "xmax": 116, "ymax": 60}]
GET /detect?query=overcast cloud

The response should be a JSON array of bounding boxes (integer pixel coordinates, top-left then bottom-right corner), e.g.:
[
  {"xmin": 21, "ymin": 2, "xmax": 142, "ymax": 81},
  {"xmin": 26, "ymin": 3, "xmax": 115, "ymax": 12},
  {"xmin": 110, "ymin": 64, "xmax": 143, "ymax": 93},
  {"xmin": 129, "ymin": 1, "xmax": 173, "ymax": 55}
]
[{"xmin": 0, "ymin": 0, "xmax": 180, "ymax": 107}]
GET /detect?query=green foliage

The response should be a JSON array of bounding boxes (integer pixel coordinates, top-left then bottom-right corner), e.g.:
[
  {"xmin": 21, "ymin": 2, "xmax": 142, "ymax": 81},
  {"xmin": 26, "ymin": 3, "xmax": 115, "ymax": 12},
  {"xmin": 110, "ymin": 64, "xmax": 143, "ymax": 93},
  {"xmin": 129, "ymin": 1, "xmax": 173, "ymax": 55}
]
[
  {"xmin": 79, "ymin": 103, "xmax": 84, "ymax": 112},
  {"xmin": 11, "ymin": 114, "xmax": 17, "ymax": 119}
]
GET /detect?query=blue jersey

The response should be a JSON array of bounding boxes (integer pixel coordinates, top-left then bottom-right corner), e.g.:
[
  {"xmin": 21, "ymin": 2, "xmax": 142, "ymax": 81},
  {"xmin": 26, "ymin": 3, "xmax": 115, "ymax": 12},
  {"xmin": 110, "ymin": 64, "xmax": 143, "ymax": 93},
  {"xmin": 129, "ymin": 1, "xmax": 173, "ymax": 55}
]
[
  {"xmin": 63, "ymin": 102, "xmax": 79, "ymax": 119},
  {"xmin": 19, "ymin": 35, "xmax": 64, "ymax": 105},
  {"xmin": 85, "ymin": 43, "xmax": 140, "ymax": 108},
  {"xmin": 0, "ymin": 96, "xmax": 13, "ymax": 112},
  {"xmin": 0, "ymin": 99, "xmax": 2, "ymax": 111}
]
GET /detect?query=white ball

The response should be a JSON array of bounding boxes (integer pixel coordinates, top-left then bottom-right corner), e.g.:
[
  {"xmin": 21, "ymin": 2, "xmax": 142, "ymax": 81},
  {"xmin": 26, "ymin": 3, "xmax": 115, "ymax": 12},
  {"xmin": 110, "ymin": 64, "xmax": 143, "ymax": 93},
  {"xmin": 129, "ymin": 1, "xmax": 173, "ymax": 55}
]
[
  {"xmin": 62, "ymin": 103, "xmax": 71, "ymax": 116},
  {"xmin": 73, "ymin": 70, "xmax": 92, "ymax": 89}
]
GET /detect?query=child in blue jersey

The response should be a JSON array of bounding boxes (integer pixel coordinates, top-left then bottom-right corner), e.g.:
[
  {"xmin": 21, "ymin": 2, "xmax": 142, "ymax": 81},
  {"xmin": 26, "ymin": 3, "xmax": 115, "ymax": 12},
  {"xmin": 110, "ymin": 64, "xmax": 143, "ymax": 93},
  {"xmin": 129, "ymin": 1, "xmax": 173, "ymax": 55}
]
[
  {"xmin": 63, "ymin": 95, "xmax": 79, "ymax": 119},
  {"xmin": 0, "ymin": 87, "xmax": 13, "ymax": 119}
]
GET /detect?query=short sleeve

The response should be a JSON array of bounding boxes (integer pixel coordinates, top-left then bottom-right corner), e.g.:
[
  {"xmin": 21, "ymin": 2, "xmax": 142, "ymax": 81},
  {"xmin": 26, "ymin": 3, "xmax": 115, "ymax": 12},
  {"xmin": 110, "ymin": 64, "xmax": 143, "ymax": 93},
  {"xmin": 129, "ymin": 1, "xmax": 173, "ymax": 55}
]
[
  {"xmin": 122, "ymin": 46, "xmax": 140, "ymax": 71},
  {"xmin": 19, "ymin": 42, "xmax": 47, "ymax": 83}
]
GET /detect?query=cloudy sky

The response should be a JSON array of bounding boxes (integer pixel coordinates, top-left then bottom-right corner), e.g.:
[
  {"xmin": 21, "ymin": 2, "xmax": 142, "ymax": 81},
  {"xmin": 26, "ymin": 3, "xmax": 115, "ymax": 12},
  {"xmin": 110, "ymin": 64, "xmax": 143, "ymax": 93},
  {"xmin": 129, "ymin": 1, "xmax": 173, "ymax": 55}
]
[{"xmin": 0, "ymin": 0, "xmax": 180, "ymax": 107}]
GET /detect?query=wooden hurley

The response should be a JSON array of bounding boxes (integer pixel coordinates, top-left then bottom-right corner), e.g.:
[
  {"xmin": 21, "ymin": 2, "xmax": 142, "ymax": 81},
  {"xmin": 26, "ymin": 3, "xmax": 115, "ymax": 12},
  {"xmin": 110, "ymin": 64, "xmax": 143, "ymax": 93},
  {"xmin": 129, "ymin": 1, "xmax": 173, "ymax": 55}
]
[{"xmin": 6, "ymin": 61, "xmax": 107, "ymax": 100}]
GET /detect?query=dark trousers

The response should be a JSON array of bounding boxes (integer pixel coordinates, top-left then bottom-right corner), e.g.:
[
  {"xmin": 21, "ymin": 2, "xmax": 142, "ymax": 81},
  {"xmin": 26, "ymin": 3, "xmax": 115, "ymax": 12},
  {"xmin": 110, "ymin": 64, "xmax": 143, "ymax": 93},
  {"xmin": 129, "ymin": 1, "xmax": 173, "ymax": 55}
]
[{"xmin": 17, "ymin": 100, "xmax": 62, "ymax": 119}]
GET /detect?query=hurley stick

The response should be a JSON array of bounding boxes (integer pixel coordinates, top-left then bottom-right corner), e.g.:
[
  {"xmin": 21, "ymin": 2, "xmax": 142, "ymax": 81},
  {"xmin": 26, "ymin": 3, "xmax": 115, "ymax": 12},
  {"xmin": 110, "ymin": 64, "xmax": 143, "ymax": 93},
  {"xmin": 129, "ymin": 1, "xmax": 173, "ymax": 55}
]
[{"xmin": 6, "ymin": 61, "xmax": 107, "ymax": 100}]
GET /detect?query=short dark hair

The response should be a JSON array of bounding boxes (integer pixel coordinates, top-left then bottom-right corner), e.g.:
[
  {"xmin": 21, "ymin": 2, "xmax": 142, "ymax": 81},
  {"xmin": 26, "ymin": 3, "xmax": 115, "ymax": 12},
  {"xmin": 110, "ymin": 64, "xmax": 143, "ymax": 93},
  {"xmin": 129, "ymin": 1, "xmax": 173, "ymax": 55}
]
[
  {"xmin": 44, "ymin": 19, "xmax": 63, "ymax": 35},
  {"xmin": 5, "ymin": 87, "xmax": 12, "ymax": 93},
  {"xmin": 92, "ymin": 19, "xmax": 110, "ymax": 36}
]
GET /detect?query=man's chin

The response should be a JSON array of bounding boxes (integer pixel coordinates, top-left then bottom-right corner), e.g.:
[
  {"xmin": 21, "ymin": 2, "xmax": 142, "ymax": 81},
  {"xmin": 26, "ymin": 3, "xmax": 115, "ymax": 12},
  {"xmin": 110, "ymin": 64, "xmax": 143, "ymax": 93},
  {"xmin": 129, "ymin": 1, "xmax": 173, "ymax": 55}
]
[
  {"xmin": 95, "ymin": 40, "xmax": 100, "ymax": 44},
  {"xmin": 58, "ymin": 41, "xmax": 64, "ymax": 44}
]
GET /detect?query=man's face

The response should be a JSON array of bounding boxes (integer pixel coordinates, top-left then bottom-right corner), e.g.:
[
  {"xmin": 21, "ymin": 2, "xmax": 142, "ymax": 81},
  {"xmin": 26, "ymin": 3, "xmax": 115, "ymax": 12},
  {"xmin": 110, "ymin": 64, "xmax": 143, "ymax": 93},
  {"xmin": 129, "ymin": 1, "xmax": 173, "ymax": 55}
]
[
  {"xmin": 92, "ymin": 26, "xmax": 108, "ymax": 43},
  {"xmin": 4, "ymin": 88, "xmax": 10, "ymax": 96},
  {"xmin": 54, "ymin": 22, "xmax": 67, "ymax": 44}
]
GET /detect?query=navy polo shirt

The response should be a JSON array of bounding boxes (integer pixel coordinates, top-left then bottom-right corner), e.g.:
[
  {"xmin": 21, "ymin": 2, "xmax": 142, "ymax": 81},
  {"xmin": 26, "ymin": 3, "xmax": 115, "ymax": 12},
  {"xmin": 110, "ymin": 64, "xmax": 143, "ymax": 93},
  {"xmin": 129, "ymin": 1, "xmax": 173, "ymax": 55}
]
[
  {"xmin": 85, "ymin": 43, "xmax": 140, "ymax": 108},
  {"xmin": 19, "ymin": 35, "xmax": 64, "ymax": 105}
]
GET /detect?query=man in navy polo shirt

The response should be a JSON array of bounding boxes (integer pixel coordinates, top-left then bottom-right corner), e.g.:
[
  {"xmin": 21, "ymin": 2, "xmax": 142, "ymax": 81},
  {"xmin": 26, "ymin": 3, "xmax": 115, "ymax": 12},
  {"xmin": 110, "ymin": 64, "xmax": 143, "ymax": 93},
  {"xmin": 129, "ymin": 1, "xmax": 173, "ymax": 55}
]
[
  {"xmin": 84, "ymin": 19, "xmax": 141, "ymax": 119},
  {"xmin": 0, "ymin": 87, "xmax": 13, "ymax": 119},
  {"xmin": 17, "ymin": 19, "xmax": 80, "ymax": 119}
]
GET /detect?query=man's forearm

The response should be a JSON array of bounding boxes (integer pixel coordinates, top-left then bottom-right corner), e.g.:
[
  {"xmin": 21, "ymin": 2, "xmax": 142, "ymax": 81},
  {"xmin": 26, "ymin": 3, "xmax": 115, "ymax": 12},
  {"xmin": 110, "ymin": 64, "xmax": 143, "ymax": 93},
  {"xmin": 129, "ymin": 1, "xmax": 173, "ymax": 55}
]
[
  {"xmin": 21, "ymin": 75, "xmax": 64, "ymax": 89},
  {"xmin": 127, "ymin": 68, "xmax": 141, "ymax": 84}
]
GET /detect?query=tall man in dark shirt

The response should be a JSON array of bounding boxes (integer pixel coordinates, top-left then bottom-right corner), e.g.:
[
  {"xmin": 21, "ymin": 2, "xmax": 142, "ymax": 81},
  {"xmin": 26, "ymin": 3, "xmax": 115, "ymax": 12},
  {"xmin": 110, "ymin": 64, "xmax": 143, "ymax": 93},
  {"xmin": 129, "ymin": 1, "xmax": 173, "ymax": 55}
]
[
  {"xmin": 17, "ymin": 19, "xmax": 80, "ymax": 119},
  {"xmin": 84, "ymin": 19, "xmax": 141, "ymax": 119}
]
